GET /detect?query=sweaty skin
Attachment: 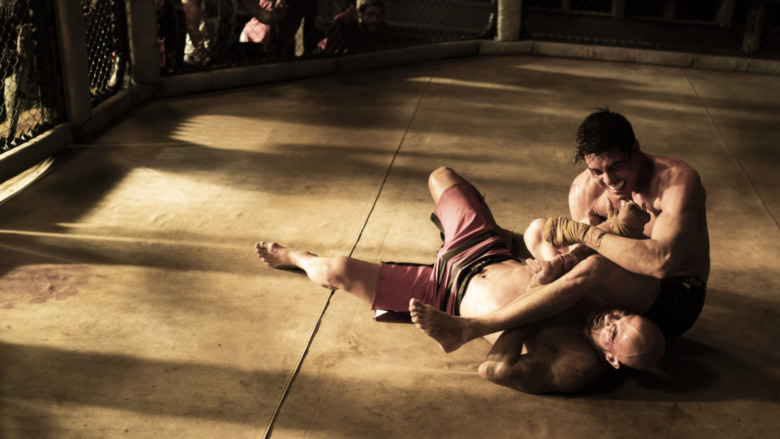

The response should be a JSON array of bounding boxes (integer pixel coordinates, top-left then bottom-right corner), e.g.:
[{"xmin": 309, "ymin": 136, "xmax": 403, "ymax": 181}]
[
  {"xmin": 564, "ymin": 149, "xmax": 710, "ymax": 280},
  {"xmin": 411, "ymin": 146, "xmax": 709, "ymax": 354}
]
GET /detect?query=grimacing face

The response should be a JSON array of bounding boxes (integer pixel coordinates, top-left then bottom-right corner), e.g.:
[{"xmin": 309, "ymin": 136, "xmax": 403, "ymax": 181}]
[
  {"xmin": 583, "ymin": 143, "xmax": 639, "ymax": 201},
  {"xmin": 586, "ymin": 309, "xmax": 648, "ymax": 369}
]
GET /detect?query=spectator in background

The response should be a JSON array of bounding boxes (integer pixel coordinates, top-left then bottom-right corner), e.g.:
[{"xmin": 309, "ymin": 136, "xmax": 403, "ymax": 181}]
[
  {"xmin": 182, "ymin": 0, "xmax": 288, "ymax": 67},
  {"xmin": 1, "ymin": 0, "xmax": 33, "ymax": 136},
  {"xmin": 317, "ymin": 0, "xmax": 390, "ymax": 55},
  {"xmin": 240, "ymin": 0, "xmax": 318, "ymax": 59}
]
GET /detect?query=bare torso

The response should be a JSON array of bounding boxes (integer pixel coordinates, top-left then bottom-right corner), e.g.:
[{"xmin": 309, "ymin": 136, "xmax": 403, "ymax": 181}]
[
  {"xmin": 459, "ymin": 259, "xmax": 531, "ymax": 320},
  {"xmin": 460, "ymin": 259, "xmax": 606, "ymax": 388},
  {"xmin": 573, "ymin": 153, "xmax": 710, "ymax": 280}
]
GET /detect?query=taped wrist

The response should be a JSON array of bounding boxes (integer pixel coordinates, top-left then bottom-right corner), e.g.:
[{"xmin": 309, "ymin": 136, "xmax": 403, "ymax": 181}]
[
  {"xmin": 544, "ymin": 217, "xmax": 607, "ymax": 248},
  {"xmin": 607, "ymin": 203, "xmax": 650, "ymax": 238}
]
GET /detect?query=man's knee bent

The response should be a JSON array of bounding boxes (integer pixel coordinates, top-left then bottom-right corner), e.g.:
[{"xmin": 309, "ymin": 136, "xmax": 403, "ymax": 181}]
[
  {"xmin": 524, "ymin": 218, "xmax": 549, "ymax": 258},
  {"xmin": 526, "ymin": 218, "xmax": 573, "ymax": 261},
  {"xmin": 429, "ymin": 167, "xmax": 466, "ymax": 202}
]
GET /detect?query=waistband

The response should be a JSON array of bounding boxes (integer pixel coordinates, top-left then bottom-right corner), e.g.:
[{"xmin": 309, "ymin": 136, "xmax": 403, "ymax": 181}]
[
  {"xmin": 669, "ymin": 276, "xmax": 706, "ymax": 290},
  {"xmin": 454, "ymin": 253, "xmax": 519, "ymax": 315}
]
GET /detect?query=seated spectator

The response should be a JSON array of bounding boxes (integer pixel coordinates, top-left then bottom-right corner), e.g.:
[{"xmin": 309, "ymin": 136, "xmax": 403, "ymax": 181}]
[
  {"xmin": 183, "ymin": 0, "xmax": 288, "ymax": 67},
  {"xmin": 317, "ymin": 0, "xmax": 390, "ymax": 55},
  {"xmin": 240, "ymin": 0, "xmax": 318, "ymax": 59}
]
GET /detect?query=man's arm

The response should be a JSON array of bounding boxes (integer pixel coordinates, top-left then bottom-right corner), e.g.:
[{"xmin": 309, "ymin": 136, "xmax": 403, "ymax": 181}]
[
  {"xmin": 550, "ymin": 167, "xmax": 705, "ymax": 278},
  {"xmin": 479, "ymin": 326, "xmax": 604, "ymax": 394}
]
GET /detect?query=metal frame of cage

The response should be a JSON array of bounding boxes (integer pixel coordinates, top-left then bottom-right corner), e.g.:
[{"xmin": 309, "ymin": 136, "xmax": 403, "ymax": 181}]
[{"xmin": 1, "ymin": 0, "xmax": 779, "ymax": 187}]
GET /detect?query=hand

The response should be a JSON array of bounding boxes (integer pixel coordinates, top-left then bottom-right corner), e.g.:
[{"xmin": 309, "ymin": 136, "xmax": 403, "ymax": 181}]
[{"xmin": 607, "ymin": 200, "xmax": 650, "ymax": 238}]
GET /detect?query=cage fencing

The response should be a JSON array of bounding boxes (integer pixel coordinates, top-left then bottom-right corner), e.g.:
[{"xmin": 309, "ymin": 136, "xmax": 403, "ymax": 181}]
[
  {"xmin": 83, "ymin": 0, "xmax": 130, "ymax": 105},
  {"xmin": 155, "ymin": 0, "xmax": 497, "ymax": 75},
  {"xmin": 523, "ymin": 0, "xmax": 780, "ymax": 59},
  {"xmin": 1, "ymin": 0, "xmax": 63, "ymax": 152}
]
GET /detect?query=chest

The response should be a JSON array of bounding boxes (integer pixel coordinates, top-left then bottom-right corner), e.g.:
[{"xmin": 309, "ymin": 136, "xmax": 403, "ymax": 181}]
[{"xmin": 592, "ymin": 192, "xmax": 660, "ymax": 236}]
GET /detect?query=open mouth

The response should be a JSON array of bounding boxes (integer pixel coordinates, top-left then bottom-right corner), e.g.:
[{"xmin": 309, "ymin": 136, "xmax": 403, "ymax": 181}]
[{"xmin": 605, "ymin": 181, "xmax": 626, "ymax": 192}]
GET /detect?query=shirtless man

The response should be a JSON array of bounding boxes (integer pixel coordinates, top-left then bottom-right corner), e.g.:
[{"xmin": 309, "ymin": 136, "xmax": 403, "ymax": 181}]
[
  {"xmin": 410, "ymin": 108, "xmax": 709, "ymax": 353},
  {"xmin": 255, "ymin": 166, "xmax": 665, "ymax": 393}
]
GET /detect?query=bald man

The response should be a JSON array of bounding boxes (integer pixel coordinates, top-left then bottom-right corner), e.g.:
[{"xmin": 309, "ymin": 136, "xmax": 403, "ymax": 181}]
[
  {"xmin": 255, "ymin": 167, "xmax": 665, "ymax": 393},
  {"xmin": 409, "ymin": 109, "xmax": 708, "ymax": 354}
]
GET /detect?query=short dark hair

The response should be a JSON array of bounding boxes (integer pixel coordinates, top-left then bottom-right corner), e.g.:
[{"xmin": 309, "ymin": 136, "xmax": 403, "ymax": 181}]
[{"xmin": 573, "ymin": 107, "xmax": 635, "ymax": 164}]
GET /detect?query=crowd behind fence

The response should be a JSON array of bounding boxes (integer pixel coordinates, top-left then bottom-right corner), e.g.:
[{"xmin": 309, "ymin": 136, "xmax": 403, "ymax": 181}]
[
  {"xmin": 1, "ymin": 0, "xmax": 779, "ymax": 168},
  {"xmin": 154, "ymin": 0, "xmax": 496, "ymax": 74}
]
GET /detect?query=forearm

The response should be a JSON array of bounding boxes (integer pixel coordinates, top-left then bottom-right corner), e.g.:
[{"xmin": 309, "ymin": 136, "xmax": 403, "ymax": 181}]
[
  {"xmin": 588, "ymin": 233, "xmax": 670, "ymax": 278},
  {"xmin": 480, "ymin": 326, "xmax": 555, "ymax": 394},
  {"xmin": 545, "ymin": 217, "xmax": 670, "ymax": 278}
]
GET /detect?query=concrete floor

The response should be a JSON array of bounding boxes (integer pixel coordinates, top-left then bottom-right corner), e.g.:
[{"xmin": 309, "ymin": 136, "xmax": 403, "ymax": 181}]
[{"xmin": 1, "ymin": 55, "xmax": 779, "ymax": 438}]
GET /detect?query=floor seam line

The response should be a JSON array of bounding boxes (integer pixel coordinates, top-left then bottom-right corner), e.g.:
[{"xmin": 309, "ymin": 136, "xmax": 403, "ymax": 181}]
[
  {"xmin": 681, "ymin": 68, "xmax": 780, "ymax": 231},
  {"xmin": 261, "ymin": 75, "xmax": 434, "ymax": 438}
]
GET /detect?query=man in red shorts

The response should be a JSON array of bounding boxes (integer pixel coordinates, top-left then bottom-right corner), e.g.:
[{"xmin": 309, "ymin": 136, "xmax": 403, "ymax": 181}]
[
  {"xmin": 409, "ymin": 108, "xmax": 709, "ymax": 353},
  {"xmin": 255, "ymin": 167, "xmax": 665, "ymax": 393}
]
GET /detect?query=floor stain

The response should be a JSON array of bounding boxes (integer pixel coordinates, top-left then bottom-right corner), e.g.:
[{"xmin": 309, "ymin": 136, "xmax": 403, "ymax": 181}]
[{"xmin": 0, "ymin": 265, "xmax": 90, "ymax": 309}]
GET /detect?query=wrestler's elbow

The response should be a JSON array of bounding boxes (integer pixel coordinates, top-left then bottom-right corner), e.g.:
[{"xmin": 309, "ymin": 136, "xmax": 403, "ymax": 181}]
[{"xmin": 479, "ymin": 360, "xmax": 554, "ymax": 394}]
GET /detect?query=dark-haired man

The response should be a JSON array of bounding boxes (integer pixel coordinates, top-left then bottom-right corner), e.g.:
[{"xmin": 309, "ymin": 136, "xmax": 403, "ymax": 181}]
[{"xmin": 410, "ymin": 108, "xmax": 709, "ymax": 352}]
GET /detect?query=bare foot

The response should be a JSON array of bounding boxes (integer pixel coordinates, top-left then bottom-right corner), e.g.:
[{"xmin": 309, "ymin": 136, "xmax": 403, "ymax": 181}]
[
  {"xmin": 254, "ymin": 241, "xmax": 304, "ymax": 270},
  {"xmin": 409, "ymin": 299, "xmax": 476, "ymax": 353}
]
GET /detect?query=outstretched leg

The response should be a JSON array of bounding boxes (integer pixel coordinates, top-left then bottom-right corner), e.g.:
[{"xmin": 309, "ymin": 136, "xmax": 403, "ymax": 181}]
[{"xmin": 255, "ymin": 241, "xmax": 380, "ymax": 305}]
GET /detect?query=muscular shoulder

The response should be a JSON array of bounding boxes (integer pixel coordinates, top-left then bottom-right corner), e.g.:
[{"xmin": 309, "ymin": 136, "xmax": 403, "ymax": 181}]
[{"xmin": 650, "ymin": 155, "xmax": 706, "ymax": 208}]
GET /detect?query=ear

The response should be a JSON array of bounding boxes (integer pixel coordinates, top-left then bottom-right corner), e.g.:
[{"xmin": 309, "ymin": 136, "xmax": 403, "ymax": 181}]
[
  {"xmin": 605, "ymin": 352, "xmax": 621, "ymax": 370},
  {"xmin": 632, "ymin": 140, "xmax": 640, "ymax": 153}
]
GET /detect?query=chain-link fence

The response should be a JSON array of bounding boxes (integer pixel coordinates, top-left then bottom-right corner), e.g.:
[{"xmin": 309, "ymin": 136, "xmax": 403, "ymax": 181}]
[
  {"xmin": 1, "ymin": 0, "xmax": 63, "ymax": 152},
  {"xmin": 83, "ymin": 0, "xmax": 130, "ymax": 105},
  {"xmin": 155, "ymin": 0, "xmax": 497, "ymax": 75},
  {"xmin": 523, "ymin": 0, "xmax": 780, "ymax": 59},
  {"xmin": 4, "ymin": 0, "xmax": 780, "ymax": 161}
]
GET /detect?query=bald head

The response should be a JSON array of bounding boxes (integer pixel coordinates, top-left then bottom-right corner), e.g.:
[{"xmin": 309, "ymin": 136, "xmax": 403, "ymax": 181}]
[
  {"xmin": 587, "ymin": 310, "xmax": 665, "ymax": 370},
  {"xmin": 615, "ymin": 315, "xmax": 666, "ymax": 370}
]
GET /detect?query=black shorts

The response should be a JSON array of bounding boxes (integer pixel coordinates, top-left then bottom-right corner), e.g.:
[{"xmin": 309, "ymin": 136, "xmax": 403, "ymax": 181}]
[{"xmin": 643, "ymin": 276, "xmax": 706, "ymax": 338}]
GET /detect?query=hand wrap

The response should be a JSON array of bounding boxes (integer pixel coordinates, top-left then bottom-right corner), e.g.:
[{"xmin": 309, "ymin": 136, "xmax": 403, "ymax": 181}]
[{"xmin": 606, "ymin": 202, "xmax": 650, "ymax": 238}]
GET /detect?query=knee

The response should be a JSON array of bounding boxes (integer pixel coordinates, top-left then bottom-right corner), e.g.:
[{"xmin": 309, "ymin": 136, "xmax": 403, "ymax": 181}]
[
  {"xmin": 319, "ymin": 256, "xmax": 351, "ymax": 290},
  {"xmin": 524, "ymin": 218, "xmax": 554, "ymax": 259},
  {"xmin": 524, "ymin": 218, "xmax": 547, "ymax": 247},
  {"xmin": 428, "ymin": 166, "xmax": 456, "ymax": 188}
]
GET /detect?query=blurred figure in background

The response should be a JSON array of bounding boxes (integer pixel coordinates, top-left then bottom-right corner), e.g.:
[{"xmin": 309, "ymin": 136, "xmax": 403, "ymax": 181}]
[
  {"xmin": 318, "ymin": 0, "xmax": 390, "ymax": 54},
  {"xmin": 183, "ymin": 0, "xmax": 288, "ymax": 66},
  {"xmin": 240, "ymin": 0, "xmax": 318, "ymax": 59}
]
